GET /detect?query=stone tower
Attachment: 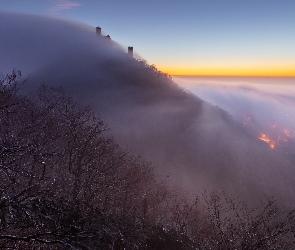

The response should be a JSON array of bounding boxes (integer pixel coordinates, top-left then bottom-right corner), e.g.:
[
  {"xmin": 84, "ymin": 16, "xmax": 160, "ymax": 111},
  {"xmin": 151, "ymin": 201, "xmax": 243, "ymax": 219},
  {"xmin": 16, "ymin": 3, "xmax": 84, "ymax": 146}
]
[
  {"xmin": 96, "ymin": 26, "xmax": 101, "ymax": 35},
  {"xmin": 128, "ymin": 46, "xmax": 133, "ymax": 57}
]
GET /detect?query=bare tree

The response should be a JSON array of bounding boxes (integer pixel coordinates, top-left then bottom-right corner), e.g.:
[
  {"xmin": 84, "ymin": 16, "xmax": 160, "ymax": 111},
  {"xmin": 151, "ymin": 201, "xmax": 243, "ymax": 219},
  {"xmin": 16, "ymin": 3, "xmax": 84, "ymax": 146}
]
[
  {"xmin": 1, "ymin": 72, "xmax": 295, "ymax": 249},
  {"xmin": 196, "ymin": 191, "xmax": 295, "ymax": 249}
]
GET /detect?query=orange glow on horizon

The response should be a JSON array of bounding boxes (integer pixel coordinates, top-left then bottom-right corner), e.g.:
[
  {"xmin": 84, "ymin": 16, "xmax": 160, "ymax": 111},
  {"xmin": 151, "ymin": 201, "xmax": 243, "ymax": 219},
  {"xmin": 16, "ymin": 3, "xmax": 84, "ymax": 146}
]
[{"xmin": 160, "ymin": 67, "xmax": 295, "ymax": 77}]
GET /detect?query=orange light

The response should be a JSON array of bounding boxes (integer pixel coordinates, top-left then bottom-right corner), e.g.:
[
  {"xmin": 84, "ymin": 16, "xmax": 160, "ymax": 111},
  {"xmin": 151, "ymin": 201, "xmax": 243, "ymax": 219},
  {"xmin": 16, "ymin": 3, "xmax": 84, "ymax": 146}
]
[
  {"xmin": 161, "ymin": 66, "xmax": 295, "ymax": 77},
  {"xmin": 258, "ymin": 133, "xmax": 276, "ymax": 149},
  {"xmin": 258, "ymin": 134, "xmax": 271, "ymax": 143}
]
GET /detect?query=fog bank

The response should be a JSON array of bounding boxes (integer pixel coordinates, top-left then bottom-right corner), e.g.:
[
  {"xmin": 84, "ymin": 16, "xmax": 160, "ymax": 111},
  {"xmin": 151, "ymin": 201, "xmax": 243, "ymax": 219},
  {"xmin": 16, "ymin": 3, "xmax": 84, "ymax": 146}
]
[
  {"xmin": 174, "ymin": 76, "xmax": 295, "ymax": 154},
  {"xmin": 1, "ymin": 12, "xmax": 295, "ymax": 205}
]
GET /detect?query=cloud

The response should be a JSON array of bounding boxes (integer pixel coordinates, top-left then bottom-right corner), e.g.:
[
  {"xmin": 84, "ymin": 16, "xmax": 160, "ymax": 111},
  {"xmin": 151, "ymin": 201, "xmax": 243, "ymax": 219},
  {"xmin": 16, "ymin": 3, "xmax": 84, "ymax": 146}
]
[
  {"xmin": 48, "ymin": 0, "xmax": 82, "ymax": 15},
  {"xmin": 173, "ymin": 76, "xmax": 295, "ymax": 129},
  {"xmin": 2, "ymin": 12, "xmax": 295, "ymax": 207}
]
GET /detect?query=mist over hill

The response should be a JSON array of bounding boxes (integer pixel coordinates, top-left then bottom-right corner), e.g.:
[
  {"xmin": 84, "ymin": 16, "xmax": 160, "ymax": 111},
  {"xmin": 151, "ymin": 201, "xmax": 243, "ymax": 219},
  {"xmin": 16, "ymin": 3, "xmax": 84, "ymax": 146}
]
[{"xmin": 1, "ymin": 12, "xmax": 294, "ymax": 205}]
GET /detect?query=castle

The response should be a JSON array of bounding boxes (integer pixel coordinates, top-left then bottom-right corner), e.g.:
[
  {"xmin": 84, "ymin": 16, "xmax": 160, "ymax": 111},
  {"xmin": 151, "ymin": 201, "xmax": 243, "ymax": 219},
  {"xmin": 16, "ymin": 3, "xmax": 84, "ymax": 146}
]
[{"xmin": 96, "ymin": 26, "xmax": 133, "ymax": 57}]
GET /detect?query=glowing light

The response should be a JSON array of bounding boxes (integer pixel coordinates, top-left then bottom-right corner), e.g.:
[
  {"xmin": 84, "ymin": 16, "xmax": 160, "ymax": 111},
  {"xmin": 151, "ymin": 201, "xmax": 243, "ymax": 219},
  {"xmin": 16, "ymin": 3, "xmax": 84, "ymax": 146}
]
[
  {"xmin": 259, "ymin": 134, "xmax": 271, "ymax": 143},
  {"xmin": 258, "ymin": 133, "xmax": 276, "ymax": 150},
  {"xmin": 257, "ymin": 126, "xmax": 295, "ymax": 150}
]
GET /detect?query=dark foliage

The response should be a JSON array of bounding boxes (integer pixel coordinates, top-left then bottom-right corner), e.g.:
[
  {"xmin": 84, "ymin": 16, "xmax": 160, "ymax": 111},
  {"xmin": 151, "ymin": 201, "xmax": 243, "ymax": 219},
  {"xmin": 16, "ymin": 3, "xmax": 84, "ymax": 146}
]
[{"xmin": 1, "ymin": 71, "xmax": 295, "ymax": 249}]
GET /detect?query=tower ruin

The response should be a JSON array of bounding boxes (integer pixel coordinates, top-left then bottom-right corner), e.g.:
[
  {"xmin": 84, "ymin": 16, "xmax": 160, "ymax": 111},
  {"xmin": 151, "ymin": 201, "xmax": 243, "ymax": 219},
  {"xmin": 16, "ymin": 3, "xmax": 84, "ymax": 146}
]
[
  {"xmin": 96, "ymin": 26, "xmax": 101, "ymax": 35},
  {"xmin": 128, "ymin": 46, "xmax": 133, "ymax": 57}
]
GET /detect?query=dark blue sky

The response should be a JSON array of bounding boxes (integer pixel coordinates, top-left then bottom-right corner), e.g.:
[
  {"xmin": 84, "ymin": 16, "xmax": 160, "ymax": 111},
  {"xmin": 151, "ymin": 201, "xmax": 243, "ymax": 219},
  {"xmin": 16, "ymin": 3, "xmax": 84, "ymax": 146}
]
[{"xmin": 1, "ymin": 0, "xmax": 295, "ymax": 76}]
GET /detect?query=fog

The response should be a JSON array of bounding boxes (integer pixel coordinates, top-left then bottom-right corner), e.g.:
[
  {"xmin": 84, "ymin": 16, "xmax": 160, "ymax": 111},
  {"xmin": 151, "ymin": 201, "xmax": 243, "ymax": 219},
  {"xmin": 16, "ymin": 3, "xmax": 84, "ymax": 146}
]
[
  {"xmin": 1, "ymin": 12, "xmax": 295, "ymax": 206},
  {"xmin": 173, "ymin": 76, "xmax": 295, "ymax": 153},
  {"xmin": 173, "ymin": 76, "xmax": 295, "ymax": 128}
]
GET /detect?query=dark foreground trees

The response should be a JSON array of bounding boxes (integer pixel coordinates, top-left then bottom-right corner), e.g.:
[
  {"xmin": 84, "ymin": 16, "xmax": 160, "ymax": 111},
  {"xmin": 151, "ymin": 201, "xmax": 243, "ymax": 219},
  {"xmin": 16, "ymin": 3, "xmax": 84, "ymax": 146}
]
[{"xmin": 1, "ymin": 71, "xmax": 295, "ymax": 249}]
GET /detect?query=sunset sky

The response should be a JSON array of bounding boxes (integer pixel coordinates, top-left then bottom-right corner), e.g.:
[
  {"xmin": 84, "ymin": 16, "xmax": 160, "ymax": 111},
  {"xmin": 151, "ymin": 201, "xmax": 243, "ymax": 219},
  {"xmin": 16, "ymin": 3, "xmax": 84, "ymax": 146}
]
[{"xmin": 1, "ymin": 0, "xmax": 295, "ymax": 76}]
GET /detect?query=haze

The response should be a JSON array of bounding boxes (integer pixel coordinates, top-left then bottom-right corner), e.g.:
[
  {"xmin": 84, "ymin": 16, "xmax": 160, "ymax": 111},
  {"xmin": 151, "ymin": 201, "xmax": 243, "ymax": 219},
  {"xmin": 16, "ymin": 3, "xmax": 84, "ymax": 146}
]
[{"xmin": 1, "ymin": 12, "xmax": 295, "ymax": 208}]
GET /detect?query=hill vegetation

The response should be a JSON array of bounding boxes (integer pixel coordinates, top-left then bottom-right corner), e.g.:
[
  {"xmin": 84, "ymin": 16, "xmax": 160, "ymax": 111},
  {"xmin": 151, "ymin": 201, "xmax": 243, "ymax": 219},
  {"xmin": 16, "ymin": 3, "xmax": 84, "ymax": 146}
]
[{"xmin": 1, "ymin": 71, "xmax": 295, "ymax": 249}]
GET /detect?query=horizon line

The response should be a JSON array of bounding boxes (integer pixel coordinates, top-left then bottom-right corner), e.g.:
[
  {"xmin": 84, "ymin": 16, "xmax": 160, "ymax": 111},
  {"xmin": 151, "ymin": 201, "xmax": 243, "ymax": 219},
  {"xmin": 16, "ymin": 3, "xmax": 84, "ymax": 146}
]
[
  {"xmin": 162, "ymin": 68, "xmax": 295, "ymax": 78},
  {"xmin": 171, "ymin": 74, "xmax": 295, "ymax": 78}
]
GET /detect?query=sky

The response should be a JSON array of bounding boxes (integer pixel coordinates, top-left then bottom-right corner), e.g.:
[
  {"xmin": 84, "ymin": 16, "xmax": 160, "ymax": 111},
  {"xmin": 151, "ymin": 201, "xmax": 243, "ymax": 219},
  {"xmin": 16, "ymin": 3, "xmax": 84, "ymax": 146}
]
[{"xmin": 1, "ymin": 0, "xmax": 295, "ymax": 76}]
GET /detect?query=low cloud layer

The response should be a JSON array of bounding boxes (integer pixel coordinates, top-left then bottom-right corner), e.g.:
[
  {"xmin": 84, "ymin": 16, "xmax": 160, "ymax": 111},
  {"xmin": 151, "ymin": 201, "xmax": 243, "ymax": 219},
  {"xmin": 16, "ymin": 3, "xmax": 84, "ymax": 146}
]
[
  {"xmin": 174, "ymin": 76, "xmax": 295, "ymax": 151},
  {"xmin": 1, "ymin": 12, "xmax": 295, "ymax": 206}
]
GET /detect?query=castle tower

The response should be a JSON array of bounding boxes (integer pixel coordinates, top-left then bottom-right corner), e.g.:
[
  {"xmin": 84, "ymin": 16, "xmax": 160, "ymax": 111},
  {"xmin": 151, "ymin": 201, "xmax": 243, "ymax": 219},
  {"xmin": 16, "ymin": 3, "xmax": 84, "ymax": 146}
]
[
  {"xmin": 128, "ymin": 46, "xmax": 133, "ymax": 57},
  {"xmin": 96, "ymin": 26, "xmax": 101, "ymax": 35}
]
